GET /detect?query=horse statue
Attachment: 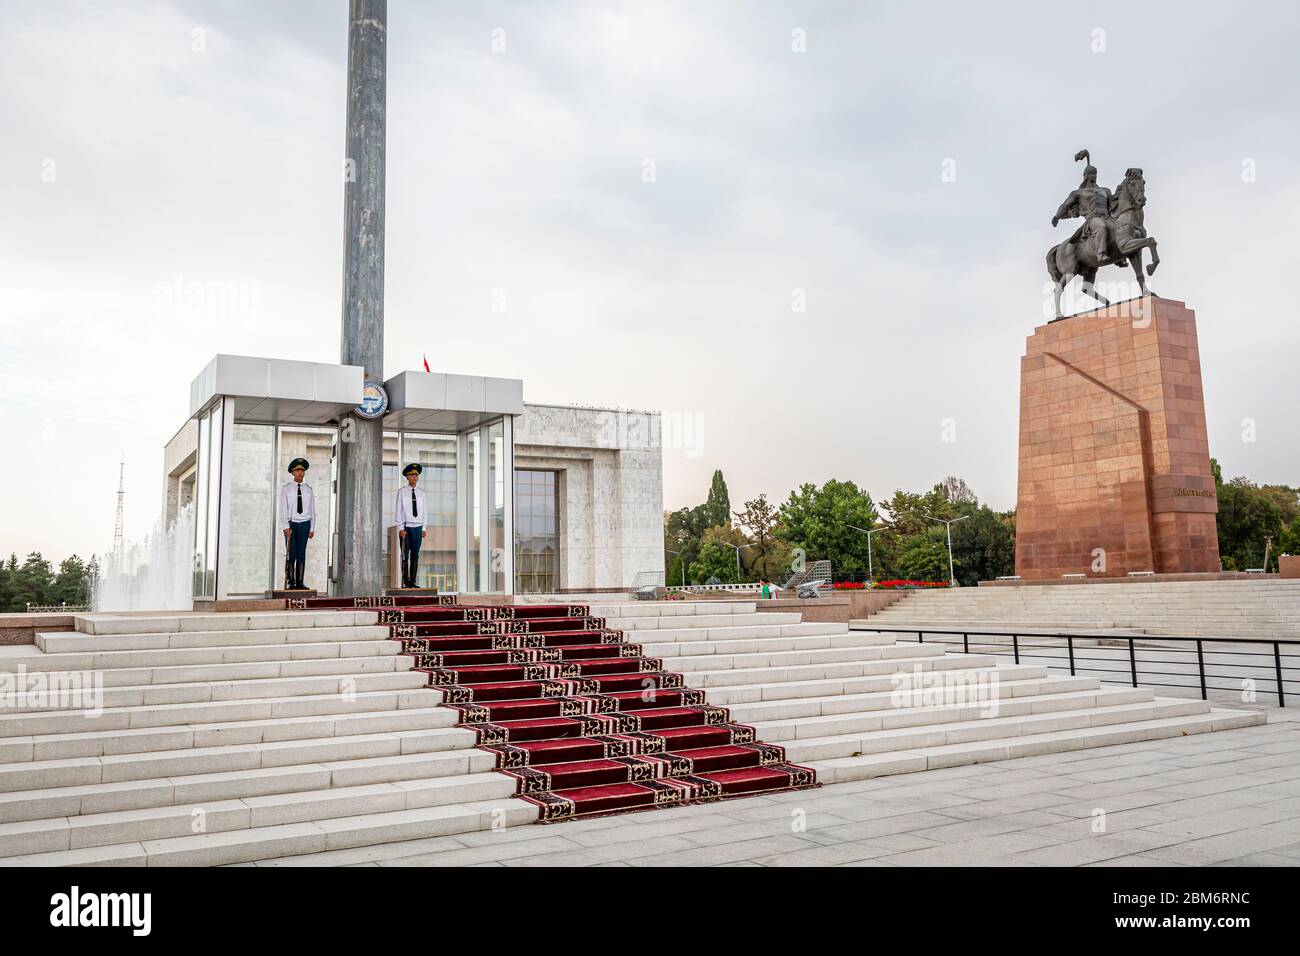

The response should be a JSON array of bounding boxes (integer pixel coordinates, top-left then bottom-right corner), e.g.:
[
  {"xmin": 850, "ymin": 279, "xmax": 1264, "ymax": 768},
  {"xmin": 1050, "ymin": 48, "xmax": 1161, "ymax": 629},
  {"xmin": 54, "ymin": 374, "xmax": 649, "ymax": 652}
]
[{"xmin": 1047, "ymin": 150, "xmax": 1161, "ymax": 319}]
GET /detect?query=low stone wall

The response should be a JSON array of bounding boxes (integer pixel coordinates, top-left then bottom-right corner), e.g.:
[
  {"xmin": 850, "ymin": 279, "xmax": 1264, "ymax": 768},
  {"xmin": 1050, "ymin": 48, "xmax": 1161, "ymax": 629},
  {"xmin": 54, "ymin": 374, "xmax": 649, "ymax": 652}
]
[
  {"xmin": 979, "ymin": 572, "xmax": 1283, "ymax": 587},
  {"xmin": 846, "ymin": 591, "xmax": 908, "ymax": 617},
  {"xmin": 0, "ymin": 613, "xmax": 76, "ymax": 645},
  {"xmin": 755, "ymin": 590, "xmax": 905, "ymax": 623}
]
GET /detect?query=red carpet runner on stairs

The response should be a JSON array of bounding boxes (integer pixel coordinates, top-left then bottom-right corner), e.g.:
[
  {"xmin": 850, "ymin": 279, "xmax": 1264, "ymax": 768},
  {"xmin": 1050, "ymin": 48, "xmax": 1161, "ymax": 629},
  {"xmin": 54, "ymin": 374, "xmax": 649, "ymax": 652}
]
[{"xmin": 292, "ymin": 595, "xmax": 817, "ymax": 821}]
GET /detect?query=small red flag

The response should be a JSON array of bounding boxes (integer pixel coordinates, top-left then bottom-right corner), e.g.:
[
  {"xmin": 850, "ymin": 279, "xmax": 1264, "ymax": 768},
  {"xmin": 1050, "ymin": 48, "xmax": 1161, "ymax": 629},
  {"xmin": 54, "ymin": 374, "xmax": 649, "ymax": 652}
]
[{"xmin": 422, "ymin": 354, "xmax": 430, "ymax": 373}]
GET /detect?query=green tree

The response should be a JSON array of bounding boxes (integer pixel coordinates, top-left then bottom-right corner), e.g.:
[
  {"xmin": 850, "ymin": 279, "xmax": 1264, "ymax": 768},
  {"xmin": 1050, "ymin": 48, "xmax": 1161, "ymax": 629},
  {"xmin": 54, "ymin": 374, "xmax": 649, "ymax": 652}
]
[
  {"xmin": 950, "ymin": 507, "xmax": 1016, "ymax": 586},
  {"xmin": 7, "ymin": 553, "xmax": 55, "ymax": 611},
  {"xmin": 895, "ymin": 526, "xmax": 952, "ymax": 582},
  {"xmin": 702, "ymin": 470, "xmax": 731, "ymax": 529},
  {"xmin": 1278, "ymin": 515, "xmax": 1300, "ymax": 562},
  {"xmin": 776, "ymin": 480, "xmax": 880, "ymax": 577},
  {"xmin": 881, "ymin": 486, "xmax": 956, "ymax": 536},
  {"xmin": 50, "ymin": 555, "xmax": 92, "ymax": 607},
  {"xmin": 688, "ymin": 525, "xmax": 750, "ymax": 585},
  {"xmin": 0, "ymin": 554, "xmax": 14, "ymax": 613},
  {"xmin": 1215, "ymin": 469, "xmax": 1285, "ymax": 571},
  {"xmin": 733, "ymin": 494, "xmax": 790, "ymax": 580}
]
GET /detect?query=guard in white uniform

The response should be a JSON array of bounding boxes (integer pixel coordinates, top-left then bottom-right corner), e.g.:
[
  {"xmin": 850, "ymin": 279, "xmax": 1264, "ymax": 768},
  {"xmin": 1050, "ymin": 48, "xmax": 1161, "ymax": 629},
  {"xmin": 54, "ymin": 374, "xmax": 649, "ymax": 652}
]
[
  {"xmin": 280, "ymin": 458, "xmax": 315, "ymax": 590},
  {"xmin": 394, "ymin": 462, "xmax": 427, "ymax": 589}
]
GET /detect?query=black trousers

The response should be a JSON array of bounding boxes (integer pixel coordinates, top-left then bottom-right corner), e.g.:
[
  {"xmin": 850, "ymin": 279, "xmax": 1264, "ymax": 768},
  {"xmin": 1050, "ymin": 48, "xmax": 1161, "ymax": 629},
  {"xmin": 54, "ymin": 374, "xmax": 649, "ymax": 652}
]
[
  {"xmin": 287, "ymin": 521, "xmax": 311, "ymax": 589},
  {"xmin": 400, "ymin": 527, "xmax": 423, "ymax": 588}
]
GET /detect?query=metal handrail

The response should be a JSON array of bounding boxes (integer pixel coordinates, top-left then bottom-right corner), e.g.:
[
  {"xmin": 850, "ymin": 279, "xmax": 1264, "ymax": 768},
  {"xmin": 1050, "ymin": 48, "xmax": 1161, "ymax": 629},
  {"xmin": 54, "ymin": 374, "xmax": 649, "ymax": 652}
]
[{"xmin": 854, "ymin": 624, "xmax": 1299, "ymax": 707}]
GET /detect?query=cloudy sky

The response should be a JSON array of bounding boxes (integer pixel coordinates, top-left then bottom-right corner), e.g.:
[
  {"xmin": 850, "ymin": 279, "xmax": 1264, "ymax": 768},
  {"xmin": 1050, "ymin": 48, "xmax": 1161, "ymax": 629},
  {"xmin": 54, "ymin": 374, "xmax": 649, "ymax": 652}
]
[{"xmin": 2, "ymin": 0, "xmax": 1298, "ymax": 564}]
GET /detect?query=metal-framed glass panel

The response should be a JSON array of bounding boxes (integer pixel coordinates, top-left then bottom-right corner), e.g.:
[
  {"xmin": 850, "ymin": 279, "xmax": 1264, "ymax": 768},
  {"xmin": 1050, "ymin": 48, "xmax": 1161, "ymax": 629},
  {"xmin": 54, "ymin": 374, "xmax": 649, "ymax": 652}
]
[
  {"xmin": 515, "ymin": 469, "xmax": 560, "ymax": 593},
  {"xmin": 270, "ymin": 426, "xmax": 335, "ymax": 593},
  {"xmin": 191, "ymin": 399, "xmax": 224, "ymax": 600},
  {"xmin": 400, "ymin": 433, "xmax": 457, "ymax": 591}
]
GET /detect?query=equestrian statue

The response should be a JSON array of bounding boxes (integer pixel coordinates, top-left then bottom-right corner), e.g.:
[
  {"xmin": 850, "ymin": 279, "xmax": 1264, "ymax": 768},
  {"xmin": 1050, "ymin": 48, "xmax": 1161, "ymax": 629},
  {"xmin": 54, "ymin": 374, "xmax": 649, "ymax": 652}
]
[{"xmin": 1047, "ymin": 149, "xmax": 1160, "ymax": 319}]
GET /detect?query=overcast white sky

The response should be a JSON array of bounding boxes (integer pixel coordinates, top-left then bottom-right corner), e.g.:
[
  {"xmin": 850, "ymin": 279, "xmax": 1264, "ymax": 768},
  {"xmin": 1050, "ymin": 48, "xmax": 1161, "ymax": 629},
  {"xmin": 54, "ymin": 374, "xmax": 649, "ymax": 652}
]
[{"xmin": 2, "ymin": 0, "xmax": 1298, "ymax": 564}]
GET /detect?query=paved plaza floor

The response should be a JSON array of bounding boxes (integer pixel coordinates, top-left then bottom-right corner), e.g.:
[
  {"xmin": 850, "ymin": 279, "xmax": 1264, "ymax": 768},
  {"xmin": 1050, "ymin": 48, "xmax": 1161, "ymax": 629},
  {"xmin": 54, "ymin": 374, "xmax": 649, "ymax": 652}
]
[{"xmin": 248, "ymin": 706, "xmax": 1300, "ymax": 868}]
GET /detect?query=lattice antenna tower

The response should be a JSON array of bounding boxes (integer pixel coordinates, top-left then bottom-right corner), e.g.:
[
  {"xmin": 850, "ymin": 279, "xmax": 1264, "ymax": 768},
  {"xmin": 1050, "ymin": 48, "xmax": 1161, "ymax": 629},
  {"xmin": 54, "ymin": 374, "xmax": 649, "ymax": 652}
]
[{"xmin": 113, "ymin": 457, "xmax": 125, "ymax": 561}]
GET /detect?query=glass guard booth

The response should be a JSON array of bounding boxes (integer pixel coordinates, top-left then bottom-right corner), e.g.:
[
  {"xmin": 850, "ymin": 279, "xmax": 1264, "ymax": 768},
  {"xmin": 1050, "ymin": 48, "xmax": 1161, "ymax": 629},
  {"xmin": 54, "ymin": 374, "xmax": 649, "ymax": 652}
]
[{"xmin": 189, "ymin": 356, "xmax": 521, "ymax": 602}]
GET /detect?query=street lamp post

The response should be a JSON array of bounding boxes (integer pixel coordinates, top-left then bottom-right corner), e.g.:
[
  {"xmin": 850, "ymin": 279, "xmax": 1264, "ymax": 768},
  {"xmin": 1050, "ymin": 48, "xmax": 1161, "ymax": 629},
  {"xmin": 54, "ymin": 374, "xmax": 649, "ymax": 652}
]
[
  {"xmin": 719, "ymin": 541, "xmax": 753, "ymax": 583},
  {"xmin": 922, "ymin": 513, "xmax": 969, "ymax": 587},
  {"xmin": 665, "ymin": 548, "xmax": 686, "ymax": 588},
  {"xmin": 848, "ymin": 524, "xmax": 888, "ymax": 584}
]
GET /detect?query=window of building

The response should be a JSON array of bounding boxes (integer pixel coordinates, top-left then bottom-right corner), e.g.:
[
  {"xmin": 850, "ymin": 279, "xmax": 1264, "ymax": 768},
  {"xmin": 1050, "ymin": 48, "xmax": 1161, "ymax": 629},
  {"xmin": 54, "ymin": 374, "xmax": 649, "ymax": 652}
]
[{"xmin": 515, "ymin": 469, "xmax": 559, "ymax": 593}]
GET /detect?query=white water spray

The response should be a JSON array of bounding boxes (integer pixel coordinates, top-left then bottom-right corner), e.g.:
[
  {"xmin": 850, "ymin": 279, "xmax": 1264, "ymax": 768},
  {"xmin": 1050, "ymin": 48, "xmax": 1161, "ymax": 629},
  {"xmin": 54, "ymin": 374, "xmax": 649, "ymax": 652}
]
[{"xmin": 94, "ymin": 504, "xmax": 195, "ymax": 611}]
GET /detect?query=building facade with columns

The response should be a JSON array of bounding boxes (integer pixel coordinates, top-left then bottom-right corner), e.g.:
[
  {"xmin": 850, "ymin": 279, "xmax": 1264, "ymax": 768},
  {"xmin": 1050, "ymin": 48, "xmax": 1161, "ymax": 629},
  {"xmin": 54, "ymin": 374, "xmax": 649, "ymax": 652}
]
[{"xmin": 163, "ymin": 355, "xmax": 664, "ymax": 602}]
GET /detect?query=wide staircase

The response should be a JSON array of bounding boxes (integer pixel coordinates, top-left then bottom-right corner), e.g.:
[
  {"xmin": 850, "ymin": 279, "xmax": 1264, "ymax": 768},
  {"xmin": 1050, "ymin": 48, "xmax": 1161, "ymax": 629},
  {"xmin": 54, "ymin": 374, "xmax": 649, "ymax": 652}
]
[
  {"xmin": 0, "ymin": 597, "xmax": 1263, "ymax": 866},
  {"xmin": 863, "ymin": 579, "xmax": 1300, "ymax": 639}
]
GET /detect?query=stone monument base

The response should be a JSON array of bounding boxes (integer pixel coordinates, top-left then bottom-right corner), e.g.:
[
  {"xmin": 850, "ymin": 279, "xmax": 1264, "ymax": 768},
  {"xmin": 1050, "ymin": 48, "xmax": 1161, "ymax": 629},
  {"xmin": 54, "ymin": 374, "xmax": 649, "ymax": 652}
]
[{"xmin": 1015, "ymin": 296, "xmax": 1220, "ymax": 580}]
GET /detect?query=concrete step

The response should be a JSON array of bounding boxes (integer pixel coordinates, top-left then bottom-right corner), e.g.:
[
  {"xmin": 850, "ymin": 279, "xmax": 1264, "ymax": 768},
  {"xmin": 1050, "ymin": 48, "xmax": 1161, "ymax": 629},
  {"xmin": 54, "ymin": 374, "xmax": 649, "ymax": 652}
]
[
  {"xmin": 1, "ymin": 654, "xmax": 411, "ymax": 690},
  {"xmin": 40, "ymin": 623, "xmax": 392, "ymax": 653},
  {"xmin": 21, "ymin": 638, "xmax": 400, "ymax": 671},
  {"xmin": 616, "ymin": 612, "xmax": 804, "ymax": 631},
  {"xmin": 0, "ymin": 670, "xmax": 429, "ymax": 715},
  {"xmin": 778, "ymin": 696, "xmax": 1209, "ymax": 763},
  {"xmin": 0, "ymin": 705, "xmax": 459, "ymax": 762},
  {"xmin": 754, "ymin": 687, "xmax": 1160, "ymax": 744},
  {"xmin": 662, "ymin": 641, "xmax": 941, "ymax": 674},
  {"xmin": 626, "ymin": 620, "xmax": 850, "ymax": 645},
  {"xmin": 0, "ymin": 770, "xmax": 521, "ymax": 856},
  {"xmin": 695, "ymin": 654, "xmax": 1000, "ymax": 705},
  {"xmin": 0, "ymin": 798, "xmax": 538, "ymax": 867},
  {"xmin": 0, "ymin": 731, "xmax": 486, "ymax": 793},
  {"xmin": 729, "ymin": 671, "xmax": 1101, "ymax": 724},
  {"xmin": 681, "ymin": 647, "xmax": 971, "ymax": 690},
  {"xmin": 639, "ymin": 631, "xmax": 895, "ymax": 660},
  {"xmin": 74, "ymin": 610, "xmax": 379, "ymax": 636},
  {"xmin": 807, "ymin": 707, "xmax": 1266, "ymax": 783},
  {"xmin": 0, "ymin": 688, "xmax": 435, "ymax": 738},
  {"xmin": 0, "ymin": 750, "xmax": 510, "ymax": 826},
  {"xmin": 591, "ymin": 601, "xmax": 756, "ymax": 618}
]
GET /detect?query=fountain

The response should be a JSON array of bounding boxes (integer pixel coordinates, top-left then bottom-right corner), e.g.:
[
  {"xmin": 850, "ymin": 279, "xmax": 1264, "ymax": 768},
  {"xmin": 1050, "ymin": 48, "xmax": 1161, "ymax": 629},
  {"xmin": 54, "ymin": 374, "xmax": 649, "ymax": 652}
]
[{"xmin": 94, "ymin": 504, "xmax": 195, "ymax": 611}]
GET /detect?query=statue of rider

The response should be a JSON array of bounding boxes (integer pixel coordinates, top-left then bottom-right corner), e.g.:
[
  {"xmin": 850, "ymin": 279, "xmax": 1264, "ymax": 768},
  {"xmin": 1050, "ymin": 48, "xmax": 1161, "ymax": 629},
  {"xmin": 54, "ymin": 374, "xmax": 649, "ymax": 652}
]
[{"xmin": 1051, "ymin": 150, "xmax": 1126, "ymax": 267}]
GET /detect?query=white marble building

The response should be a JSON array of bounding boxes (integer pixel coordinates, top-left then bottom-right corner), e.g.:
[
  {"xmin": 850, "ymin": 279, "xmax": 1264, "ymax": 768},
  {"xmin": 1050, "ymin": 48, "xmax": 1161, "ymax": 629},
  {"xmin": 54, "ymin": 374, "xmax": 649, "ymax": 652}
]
[
  {"xmin": 514, "ymin": 404, "xmax": 664, "ymax": 592},
  {"xmin": 163, "ymin": 355, "xmax": 664, "ymax": 599}
]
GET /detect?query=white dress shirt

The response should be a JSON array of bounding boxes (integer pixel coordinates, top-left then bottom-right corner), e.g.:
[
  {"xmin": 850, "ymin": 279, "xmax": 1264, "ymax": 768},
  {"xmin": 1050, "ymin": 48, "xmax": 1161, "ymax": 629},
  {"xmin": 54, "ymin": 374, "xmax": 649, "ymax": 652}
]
[
  {"xmin": 280, "ymin": 480, "xmax": 315, "ymax": 531},
  {"xmin": 394, "ymin": 483, "xmax": 427, "ymax": 530}
]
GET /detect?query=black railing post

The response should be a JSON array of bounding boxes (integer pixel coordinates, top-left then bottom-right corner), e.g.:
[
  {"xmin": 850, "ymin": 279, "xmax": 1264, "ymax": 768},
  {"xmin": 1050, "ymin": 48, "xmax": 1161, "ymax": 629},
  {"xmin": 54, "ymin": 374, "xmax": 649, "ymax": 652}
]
[
  {"xmin": 1196, "ymin": 639, "xmax": 1207, "ymax": 701},
  {"xmin": 963, "ymin": 632, "xmax": 969, "ymax": 654},
  {"xmin": 1068, "ymin": 635, "xmax": 1075, "ymax": 676},
  {"xmin": 1013, "ymin": 633, "xmax": 1020, "ymax": 665},
  {"xmin": 1128, "ymin": 637, "xmax": 1138, "ymax": 687},
  {"xmin": 1275, "ymin": 642, "xmax": 1286, "ymax": 707}
]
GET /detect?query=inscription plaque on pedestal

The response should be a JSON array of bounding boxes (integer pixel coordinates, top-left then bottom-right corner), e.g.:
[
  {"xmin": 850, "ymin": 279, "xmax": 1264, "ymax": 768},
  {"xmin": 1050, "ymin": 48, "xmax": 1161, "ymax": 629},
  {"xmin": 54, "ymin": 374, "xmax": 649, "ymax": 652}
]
[{"xmin": 1014, "ymin": 296, "xmax": 1220, "ymax": 580}]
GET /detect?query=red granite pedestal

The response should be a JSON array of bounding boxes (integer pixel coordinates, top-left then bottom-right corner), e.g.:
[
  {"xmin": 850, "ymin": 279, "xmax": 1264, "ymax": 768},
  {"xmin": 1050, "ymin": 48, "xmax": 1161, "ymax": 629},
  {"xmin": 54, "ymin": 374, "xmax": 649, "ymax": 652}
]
[{"xmin": 1014, "ymin": 296, "xmax": 1220, "ymax": 580}]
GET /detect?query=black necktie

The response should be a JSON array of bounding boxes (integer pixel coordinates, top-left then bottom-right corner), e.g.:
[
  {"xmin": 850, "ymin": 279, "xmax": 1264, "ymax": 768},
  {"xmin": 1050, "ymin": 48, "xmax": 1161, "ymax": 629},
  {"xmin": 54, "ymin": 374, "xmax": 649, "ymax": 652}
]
[
  {"xmin": 411, "ymin": 488, "xmax": 418, "ymax": 518},
  {"xmin": 297, "ymin": 485, "xmax": 303, "ymax": 515}
]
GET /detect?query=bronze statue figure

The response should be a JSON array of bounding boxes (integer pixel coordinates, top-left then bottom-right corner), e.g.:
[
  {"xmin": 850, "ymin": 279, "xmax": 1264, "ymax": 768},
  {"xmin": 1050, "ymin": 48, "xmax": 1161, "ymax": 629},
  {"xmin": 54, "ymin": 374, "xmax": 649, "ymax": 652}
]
[{"xmin": 1047, "ymin": 149, "xmax": 1160, "ymax": 319}]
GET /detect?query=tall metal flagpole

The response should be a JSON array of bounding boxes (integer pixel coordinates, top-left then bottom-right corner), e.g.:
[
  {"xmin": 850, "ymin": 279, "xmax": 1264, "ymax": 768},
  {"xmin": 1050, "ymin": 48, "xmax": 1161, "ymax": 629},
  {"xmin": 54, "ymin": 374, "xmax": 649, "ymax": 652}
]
[{"xmin": 337, "ymin": 0, "xmax": 386, "ymax": 597}]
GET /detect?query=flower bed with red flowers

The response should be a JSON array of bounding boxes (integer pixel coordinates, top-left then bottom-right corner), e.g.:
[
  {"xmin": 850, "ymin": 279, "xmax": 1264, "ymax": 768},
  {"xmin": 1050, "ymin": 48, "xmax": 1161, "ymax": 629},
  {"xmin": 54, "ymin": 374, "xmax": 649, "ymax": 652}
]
[
  {"xmin": 832, "ymin": 580, "xmax": 949, "ymax": 590},
  {"xmin": 875, "ymin": 579, "xmax": 950, "ymax": 589}
]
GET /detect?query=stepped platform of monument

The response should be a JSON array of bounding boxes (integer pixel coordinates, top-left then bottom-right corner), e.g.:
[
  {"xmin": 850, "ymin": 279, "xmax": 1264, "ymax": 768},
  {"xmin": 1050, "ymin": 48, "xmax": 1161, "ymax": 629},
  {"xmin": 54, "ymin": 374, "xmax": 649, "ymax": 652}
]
[
  {"xmin": 861, "ymin": 579, "xmax": 1300, "ymax": 639},
  {"xmin": 0, "ymin": 597, "xmax": 1261, "ymax": 866}
]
